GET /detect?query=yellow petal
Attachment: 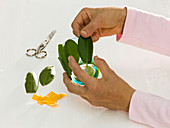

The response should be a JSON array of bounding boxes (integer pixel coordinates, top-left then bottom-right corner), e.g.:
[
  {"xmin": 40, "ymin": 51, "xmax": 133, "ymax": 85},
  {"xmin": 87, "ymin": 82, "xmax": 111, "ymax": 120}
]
[
  {"xmin": 37, "ymin": 100, "xmax": 46, "ymax": 105},
  {"xmin": 32, "ymin": 91, "xmax": 67, "ymax": 107},
  {"xmin": 56, "ymin": 93, "xmax": 67, "ymax": 100},
  {"xmin": 45, "ymin": 91, "xmax": 56, "ymax": 97},
  {"xmin": 32, "ymin": 94, "xmax": 39, "ymax": 101}
]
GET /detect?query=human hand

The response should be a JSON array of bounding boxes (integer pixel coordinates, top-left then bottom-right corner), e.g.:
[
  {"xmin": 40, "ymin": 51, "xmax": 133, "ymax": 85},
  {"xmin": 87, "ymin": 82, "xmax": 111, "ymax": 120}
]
[
  {"xmin": 63, "ymin": 56, "xmax": 135, "ymax": 112},
  {"xmin": 71, "ymin": 7, "xmax": 127, "ymax": 42}
]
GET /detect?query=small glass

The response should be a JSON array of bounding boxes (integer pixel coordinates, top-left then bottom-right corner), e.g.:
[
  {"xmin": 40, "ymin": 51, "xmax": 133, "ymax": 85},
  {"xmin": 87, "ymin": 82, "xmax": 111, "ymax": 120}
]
[{"xmin": 71, "ymin": 59, "xmax": 99, "ymax": 85}]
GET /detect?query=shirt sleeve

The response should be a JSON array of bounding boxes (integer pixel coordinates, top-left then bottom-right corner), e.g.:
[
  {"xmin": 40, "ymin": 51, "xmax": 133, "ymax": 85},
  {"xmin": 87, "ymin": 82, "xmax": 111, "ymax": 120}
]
[
  {"xmin": 129, "ymin": 91, "xmax": 170, "ymax": 128},
  {"xmin": 117, "ymin": 7, "xmax": 170, "ymax": 128},
  {"xmin": 117, "ymin": 7, "xmax": 170, "ymax": 56}
]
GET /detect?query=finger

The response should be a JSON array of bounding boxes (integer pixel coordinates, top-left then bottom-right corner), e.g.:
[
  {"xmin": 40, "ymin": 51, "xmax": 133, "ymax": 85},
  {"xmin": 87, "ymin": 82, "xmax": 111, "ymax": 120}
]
[
  {"xmin": 94, "ymin": 56, "xmax": 112, "ymax": 78},
  {"xmin": 72, "ymin": 8, "xmax": 91, "ymax": 37},
  {"xmin": 72, "ymin": 22, "xmax": 81, "ymax": 37},
  {"xmin": 68, "ymin": 56, "xmax": 95, "ymax": 85},
  {"xmin": 82, "ymin": 11, "xmax": 90, "ymax": 26},
  {"xmin": 91, "ymin": 31, "xmax": 100, "ymax": 42},
  {"xmin": 63, "ymin": 72, "xmax": 87, "ymax": 95},
  {"xmin": 80, "ymin": 17, "xmax": 101, "ymax": 38},
  {"xmin": 72, "ymin": 11, "xmax": 84, "ymax": 37}
]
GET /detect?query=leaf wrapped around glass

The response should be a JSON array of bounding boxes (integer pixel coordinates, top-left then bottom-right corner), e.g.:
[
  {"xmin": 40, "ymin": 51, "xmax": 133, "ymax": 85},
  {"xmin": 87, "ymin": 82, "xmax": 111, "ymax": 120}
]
[
  {"xmin": 72, "ymin": 59, "xmax": 99, "ymax": 85},
  {"xmin": 58, "ymin": 36, "xmax": 99, "ymax": 85}
]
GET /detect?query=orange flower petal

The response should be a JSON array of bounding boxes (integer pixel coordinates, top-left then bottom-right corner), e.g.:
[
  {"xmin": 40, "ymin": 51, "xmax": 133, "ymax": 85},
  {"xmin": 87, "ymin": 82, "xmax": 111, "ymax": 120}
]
[{"xmin": 32, "ymin": 91, "xmax": 67, "ymax": 107}]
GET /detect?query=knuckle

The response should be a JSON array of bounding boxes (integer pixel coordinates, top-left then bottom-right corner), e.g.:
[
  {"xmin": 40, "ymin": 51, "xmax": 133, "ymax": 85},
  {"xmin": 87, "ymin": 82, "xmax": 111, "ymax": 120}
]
[
  {"xmin": 89, "ymin": 84, "xmax": 98, "ymax": 92},
  {"xmin": 88, "ymin": 82, "xmax": 102, "ymax": 94},
  {"xmin": 71, "ymin": 22, "xmax": 74, "ymax": 28},
  {"xmin": 81, "ymin": 7, "xmax": 89, "ymax": 12},
  {"xmin": 88, "ymin": 23, "xmax": 95, "ymax": 29}
]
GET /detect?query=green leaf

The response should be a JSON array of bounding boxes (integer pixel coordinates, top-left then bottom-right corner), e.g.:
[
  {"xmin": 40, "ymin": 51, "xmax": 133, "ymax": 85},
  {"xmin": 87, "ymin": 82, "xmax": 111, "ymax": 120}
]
[
  {"xmin": 39, "ymin": 66, "xmax": 56, "ymax": 86},
  {"xmin": 64, "ymin": 39, "xmax": 79, "ymax": 63},
  {"xmin": 78, "ymin": 36, "xmax": 93, "ymax": 65},
  {"xmin": 58, "ymin": 44, "xmax": 65, "ymax": 58},
  {"xmin": 58, "ymin": 44, "xmax": 72, "ymax": 78},
  {"xmin": 58, "ymin": 57, "xmax": 72, "ymax": 78},
  {"xmin": 25, "ymin": 72, "xmax": 38, "ymax": 93}
]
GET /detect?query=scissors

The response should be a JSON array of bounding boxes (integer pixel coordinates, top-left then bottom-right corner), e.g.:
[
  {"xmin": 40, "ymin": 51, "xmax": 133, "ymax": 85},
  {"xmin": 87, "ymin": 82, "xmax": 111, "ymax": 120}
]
[{"xmin": 26, "ymin": 30, "xmax": 56, "ymax": 59}]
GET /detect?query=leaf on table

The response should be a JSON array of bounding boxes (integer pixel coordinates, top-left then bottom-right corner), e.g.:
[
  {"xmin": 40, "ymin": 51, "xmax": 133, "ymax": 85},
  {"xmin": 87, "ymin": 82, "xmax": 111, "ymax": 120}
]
[
  {"xmin": 39, "ymin": 66, "xmax": 56, "ymax": 86},
  {"xmin": 25, "ymin": 72, "xmax": 38, "ymax": 93}
]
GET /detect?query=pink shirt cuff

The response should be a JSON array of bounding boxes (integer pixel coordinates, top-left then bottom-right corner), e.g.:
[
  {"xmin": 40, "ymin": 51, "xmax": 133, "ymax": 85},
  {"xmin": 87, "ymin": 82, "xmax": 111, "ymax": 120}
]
[
  {"xmin": 116, "ymin": 7, "xmax": 170, "ymax": 56},
  {"xmin": 129, "ymin": 91, "xmax": 170, "ymax": 128}
]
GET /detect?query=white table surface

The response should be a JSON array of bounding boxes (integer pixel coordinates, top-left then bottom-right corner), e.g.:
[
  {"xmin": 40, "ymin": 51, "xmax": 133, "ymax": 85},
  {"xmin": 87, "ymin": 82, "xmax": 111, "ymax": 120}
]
[{"xmin": 1, "ymin": 0, "xmax": 170, "ymax": 128}]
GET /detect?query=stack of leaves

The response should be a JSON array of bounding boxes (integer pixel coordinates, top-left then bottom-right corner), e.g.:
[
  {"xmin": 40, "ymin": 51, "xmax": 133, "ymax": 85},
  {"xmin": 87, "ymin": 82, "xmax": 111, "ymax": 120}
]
[
  {"xmin": 32, "ymin": 91, "xmax": 67, "ymax": 107},
  {"xmin": 58, "ymin": 39, "xmax": 79, "ymax": 78},
  {"xmin": 58, "ymin": 36, "xmax": 94, "ymax": 78}
]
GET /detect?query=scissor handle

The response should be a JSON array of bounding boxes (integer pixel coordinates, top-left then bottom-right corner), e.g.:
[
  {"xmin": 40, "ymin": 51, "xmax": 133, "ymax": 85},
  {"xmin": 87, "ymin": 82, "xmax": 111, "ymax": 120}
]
[
  {"xmin": 26, "ymin": 48, "xmax": 36, "ymax": 57},
  {"xmin": 36, "ymin": 40, "xmax": 48, "ymax": 54},
  {"xmin": 35, "ymin": 50, "xmax": 47, "ymax": 59}
]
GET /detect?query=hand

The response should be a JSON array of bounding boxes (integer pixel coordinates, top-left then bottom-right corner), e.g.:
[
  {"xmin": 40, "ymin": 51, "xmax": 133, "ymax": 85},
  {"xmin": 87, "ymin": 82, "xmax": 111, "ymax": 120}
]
[
  {"xmin": 63, "ymin": 56, "xmax": 135, "ymax": 112},
  {"xmin": 71, "ymin": 7, "xmax": 127, "ymax": 42}
]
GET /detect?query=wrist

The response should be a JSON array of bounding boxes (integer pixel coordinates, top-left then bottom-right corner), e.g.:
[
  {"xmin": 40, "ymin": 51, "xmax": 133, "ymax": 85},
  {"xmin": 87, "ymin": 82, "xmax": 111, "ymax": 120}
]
[
  {"xmin": 118, "ymin": 7, "xmax": 127, "ymax": 34},
  {"xmin": 123, "ymin": 88, "xmax": 136, "ymax": 112}
]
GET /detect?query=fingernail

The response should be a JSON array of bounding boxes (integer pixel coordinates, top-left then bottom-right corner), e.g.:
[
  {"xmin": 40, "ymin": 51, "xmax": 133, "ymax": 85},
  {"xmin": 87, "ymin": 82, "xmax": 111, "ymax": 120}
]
[
  {"xmin": 68, "ymin": 56, "xmax": 71, "ymax": 62},
  {"xmin": 81, "ymin": 30, "xmax": 87, "ymax": 36}
]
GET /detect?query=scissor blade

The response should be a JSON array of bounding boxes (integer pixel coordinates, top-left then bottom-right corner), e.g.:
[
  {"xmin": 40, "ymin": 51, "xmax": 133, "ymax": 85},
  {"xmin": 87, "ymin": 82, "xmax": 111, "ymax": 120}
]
[
  {"xmin": 47, "ymin": 30, "xmax": 56, "ymax": 41},
  {"xmin": 37, "ymin": 30, "xmax": 56, "ymax": 52}
]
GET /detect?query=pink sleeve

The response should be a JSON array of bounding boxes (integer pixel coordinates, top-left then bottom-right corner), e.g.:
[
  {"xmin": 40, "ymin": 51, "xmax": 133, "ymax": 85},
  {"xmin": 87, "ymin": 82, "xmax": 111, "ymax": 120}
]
[
  {"xmin": 117, "ymin": 7, "xmax": 170, "ymax": 56},
  {"xmin": 129, "ymin": 91, "xmax": 170, "ymax": 128},
  {"xmin": 117, "ymin": 7, "xmax": 170, "ymax": 127}
]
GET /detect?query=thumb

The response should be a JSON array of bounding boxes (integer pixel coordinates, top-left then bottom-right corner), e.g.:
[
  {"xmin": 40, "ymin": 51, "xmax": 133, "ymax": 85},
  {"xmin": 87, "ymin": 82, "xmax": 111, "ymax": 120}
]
[
  {"xmin": 94, "ymin": 56, "xmax": 112, "ymax": 78},
  {"xmin": 80, "ymin": 19, "xmax": 100, "ymax": 38}
]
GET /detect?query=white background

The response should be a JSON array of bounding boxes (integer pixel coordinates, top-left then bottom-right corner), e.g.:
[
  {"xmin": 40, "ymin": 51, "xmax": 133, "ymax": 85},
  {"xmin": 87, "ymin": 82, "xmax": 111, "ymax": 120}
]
[{"xmin": 1, "ymin": 0, "xmax": 170, "ymax": 128}]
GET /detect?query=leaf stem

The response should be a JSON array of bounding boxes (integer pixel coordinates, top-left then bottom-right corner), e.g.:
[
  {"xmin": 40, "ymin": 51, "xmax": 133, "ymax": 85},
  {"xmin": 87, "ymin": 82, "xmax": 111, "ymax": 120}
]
[{"xmin": 86, "ymin": 62, "xmax": 88, "ymax": 67}]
